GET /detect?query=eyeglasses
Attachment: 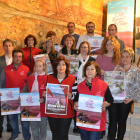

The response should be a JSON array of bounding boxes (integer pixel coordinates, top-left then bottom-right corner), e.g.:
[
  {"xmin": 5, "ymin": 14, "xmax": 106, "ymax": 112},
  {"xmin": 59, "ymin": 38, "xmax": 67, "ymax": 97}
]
[
  {"xmin": 87, "ymin": 26, "xmax": 94, "ymax": 28},
  {"xmin": 80, "ymin": 47, "xmax": 88, "ymax": 49}
]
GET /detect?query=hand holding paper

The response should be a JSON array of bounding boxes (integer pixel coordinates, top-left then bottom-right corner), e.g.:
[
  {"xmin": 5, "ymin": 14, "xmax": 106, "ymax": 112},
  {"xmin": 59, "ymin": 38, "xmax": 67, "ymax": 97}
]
[
  {"xmin": 0, "ymin": 93, "xmax": 2, "ymax": 96},
  {"xmin": 67, "ymin": 92, "xmax": 72, "ymax": 99}
]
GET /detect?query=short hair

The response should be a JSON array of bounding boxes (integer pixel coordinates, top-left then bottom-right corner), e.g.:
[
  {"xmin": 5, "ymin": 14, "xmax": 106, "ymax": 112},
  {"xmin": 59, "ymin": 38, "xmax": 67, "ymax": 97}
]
[
  {"xmin": 121, "ymin": 48, "xmax": 134, "ymax": 63},
  {"xmin": 86, "ymin": 22, "xmax": 95, "ymax": 28},
  {"xmin": 67, "ymin": 22, "xmax": 75, "ymax": 27},
  {"xmin": 3, "ymin": 39, "xmax": 14, "ymax": 46},
  {"xmin": 24, "ymin": 34, "xmax": 37, "ymax": 47},
  {"xmin": 46, "ymin": 31, "xmax": 56, "ymax": 38},
  {"xmin": 63, "ymin": 35, "xmax": 76, "ymax": 50},
  {"xmin": 78, "ymin": 41, "xmax": 91, "ymax": 55},
  {"xmin": 83, "ymin": 61, "xmax": 101, "ymax": 78},
  {"xmin": 12, "ymin": 49, "xmax": 23, "ymax": 58},
  {"xmin": 101, "ymin": 36, "xmax": 120, "ymax": 65},
  {"xmin": 108, "ymin": 24, "xmax": 117, "ymax": 31},
  {"xmin": 43, "ymin": 37, "xmax": 55, "ymax": 53},
  {"xmin": 52, "ymin": 56, "xmax": 70, "ymax": 74}
]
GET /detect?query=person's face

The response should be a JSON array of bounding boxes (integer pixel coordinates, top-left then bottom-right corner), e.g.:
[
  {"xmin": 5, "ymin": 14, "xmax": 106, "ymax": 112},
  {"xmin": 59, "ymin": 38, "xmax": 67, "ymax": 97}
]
[
  {"xmin": 35, "ymin": 61, "xmax": 45, "ymax": 75},
  {"xmin": 106, "ymin": 40, "xmax": 114, "ymax": 52},
  {"xmin": 67, "ymin": 23, "xmax": 75, "ymax": 34},
  {"xmin": 56, "ymin": 60, "xmax": 66, "ymax": 74},
  {"xmin": 86, "ymin": 64, "xmax": 96, "ymax": 79},
  {"xmin": 121, "ymin": 52, "xmax": 132, "ymax": 65},
  {"xmin": 27, "ymin": 38, "xmax": 34, "ymax": 47},
  {"xmin": 80, "ymin": 43, "xmax": 89, "ymax": 55},
  {"xmin": 3, "ymin": 42, "xmax": 14, "ymax": 55},
  {"xmin": 86, "ymin": 23, "xmax": 95, "ymax": 34},
  {"xmin": 13, "ymin": 52, "xmax": 23, "ymax": 65},
  {"xmin": 64, "ymin": 37, "xmax": 73, "ymax": 49},
  {"xmin": 108, "ymin": 25, "xmax": 117, "ymax": 37},
  {"xmin": 46, "ymin": 39, "xmax": 53, "ymax": 49}
]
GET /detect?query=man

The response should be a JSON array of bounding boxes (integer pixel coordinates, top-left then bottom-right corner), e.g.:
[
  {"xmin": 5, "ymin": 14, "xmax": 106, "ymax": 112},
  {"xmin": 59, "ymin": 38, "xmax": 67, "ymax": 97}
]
[
  {"xmin": 108, "ymin": 24, "xmax": 125, "ymax": 52},
  {"xmin": 0, "ymin": 39, "xmax": 14, "ymax": 138},
  {"xmin": 0, "ymin": 49, "xmax": 31, "ymax": 140},
  {"xmin": 60, "ymin": 22, "xmax": 80, "ymax": 46},
  {"xmin": 76, "ymin": 22, "xmax": 101, "ymax": 49}
]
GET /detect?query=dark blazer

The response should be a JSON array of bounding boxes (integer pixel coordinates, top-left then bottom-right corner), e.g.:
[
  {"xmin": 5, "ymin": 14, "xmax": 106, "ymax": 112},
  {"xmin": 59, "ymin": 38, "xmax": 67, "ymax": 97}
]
[{"xmin": 0, "ymin": 55, "xmax": 6, "ymax": 75}]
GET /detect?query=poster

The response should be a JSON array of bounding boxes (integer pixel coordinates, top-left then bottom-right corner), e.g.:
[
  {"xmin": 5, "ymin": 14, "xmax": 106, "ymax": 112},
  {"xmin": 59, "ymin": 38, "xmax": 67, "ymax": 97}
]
[
  {"xmin": 64, "ymin": 55, "xmax": 79, "ymax": 76},
  {"xmin": 88, "ymin": 37, "xmax": 104, "ymax": 54},
  {"xmin": 33, "ymin": 54, "xmax": 53, "ymax": 75},
  {"xmin": 55, "ymin": 45, "xmax": 62, "ymax": 52},
  {"xmin": 107, "ymin": 0, "xmax": 134, "ymax": 48},
  {"xmin": 76, "ymin": 94, "xmax": 103, "ymax": 129},
  {"xmin": 104, "ymin": 71, "xmax": 125, "ymax": 100},
  {"xmin": 0, "ymin": 88, "xmax": 20, "ymax": 115},
  {"xmin": 20, "ymin": 93, "xmax": 41, "ymax": 121},
  {"xmin": 45, "ymin": 84, "xmax": 68, "ymax": 115}
]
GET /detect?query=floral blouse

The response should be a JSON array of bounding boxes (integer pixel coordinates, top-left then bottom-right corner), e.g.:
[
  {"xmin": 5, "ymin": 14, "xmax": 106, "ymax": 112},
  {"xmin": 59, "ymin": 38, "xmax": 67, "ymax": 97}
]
[{"xmin": 114, "ymin": 64, "xmax": 140, "ymax": 102}]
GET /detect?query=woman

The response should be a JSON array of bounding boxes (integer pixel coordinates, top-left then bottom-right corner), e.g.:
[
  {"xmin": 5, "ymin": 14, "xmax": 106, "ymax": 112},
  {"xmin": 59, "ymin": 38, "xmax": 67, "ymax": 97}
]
[
  {"xmin": 74, "ymin": 61, "xmax": 113, "ymax": 140},
  {"xmin": 58, "ymin": 35, "xmax": 78, "ymax": 55},
  {"xmin": 96, "ymin": 36, "xmax": 121, "ymax": 138},
  {"xmin": 40, "ymin": 37, "xmax": 58, "ymax": 64},
  {"xmin": 20, "ymin": 34, "xmax": 41, "ymax": 72},
  {"xmin": 96, "ymin": 36, "xmax": 121, "ymax": 81},
  {"xmin": 46, "ymin": 31, "xmax": 56, "ymax": 43},
  {"xmin": 43, "ymin": 56, "xmax": 78, "ymax": 140},
  {"xmin": 109, "ymin": 48, "xmax": 140, "ymax": 140}
]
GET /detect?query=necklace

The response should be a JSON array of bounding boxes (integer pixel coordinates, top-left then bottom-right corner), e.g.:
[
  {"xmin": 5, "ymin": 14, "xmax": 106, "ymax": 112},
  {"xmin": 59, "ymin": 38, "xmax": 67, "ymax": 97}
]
[{"xmin": 124, "ymin": 65, "xmax": 132, "ymax": 72}]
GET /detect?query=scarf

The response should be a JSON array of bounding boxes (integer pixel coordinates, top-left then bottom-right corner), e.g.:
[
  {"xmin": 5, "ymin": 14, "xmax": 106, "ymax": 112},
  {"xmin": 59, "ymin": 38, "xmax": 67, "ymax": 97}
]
[
  {"xmin": 77, "ymin": 54, "xmax": 89, "ymax": 84},
  {"xmin": 31, "ymin": 71, "xmax": 45, "ymax": 93}
]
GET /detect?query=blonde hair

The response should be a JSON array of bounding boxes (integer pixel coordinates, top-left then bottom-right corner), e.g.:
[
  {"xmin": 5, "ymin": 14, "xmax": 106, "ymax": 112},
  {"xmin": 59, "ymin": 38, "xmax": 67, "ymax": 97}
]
[
  {"xmin": 34, "ymin": 59, "xmax": 48, "ymax": 75},
  {"xmin": 43, "ymin": 37, "xmax": 55, "ymax": 53},
  {"xmin": 101, "ymin": 36, "xmax": 121, "ymax": 65},
  {"xmin": 121, "ymin": 48, "xmax": 134, "ymax": 63}
]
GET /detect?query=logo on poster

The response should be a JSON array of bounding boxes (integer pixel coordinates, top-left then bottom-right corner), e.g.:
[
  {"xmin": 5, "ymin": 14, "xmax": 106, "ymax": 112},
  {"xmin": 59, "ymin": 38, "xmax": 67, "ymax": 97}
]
[
  {"xmin": 93, "ymin": 40, "xmax": 99, "ymax": 46},
  {"xmin": 26, "ymin": 96, "xmax": 34, "ymax": 104},
  {"xmin": 6, "ymin": 91, "xmax": 14, "ymax": 98},
  {"xmin": 85, "ymin": 99, "xmax": 94, "ymax": 109}
]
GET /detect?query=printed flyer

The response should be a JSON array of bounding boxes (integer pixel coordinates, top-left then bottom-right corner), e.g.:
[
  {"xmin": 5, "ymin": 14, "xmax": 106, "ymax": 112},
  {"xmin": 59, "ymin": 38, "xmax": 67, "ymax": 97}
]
[
  {"xmin": 33, "ymin": 54, "xmax": 53, "ymax": 75},
  {"xmin": 45, "ymin": 84, "xmax": 68, "ymax": 115},
  {"xmin": 55, "ymin": 45, "xmax": 62, "ymax": 52},
  {"xmin": 20, "ymin": 93, "xmax": 41, "ymax": 121},
  {"xmin": 64, "ymin": 55, "xmax": 79, "ymax": 76},
  {"xmin": 76, "ymin": 94, "xmax": 103, "ymax": 129},
  {"xmin": 88, "ymin": 37, "xmax": 104, "ymax": 54},
  {"xmin": 0, "ymin": 88, "xmax": 20, "ymax": 115},
  {"xmin": 104, "ymin": 71, "xmax": 125, "ymax": 100}
]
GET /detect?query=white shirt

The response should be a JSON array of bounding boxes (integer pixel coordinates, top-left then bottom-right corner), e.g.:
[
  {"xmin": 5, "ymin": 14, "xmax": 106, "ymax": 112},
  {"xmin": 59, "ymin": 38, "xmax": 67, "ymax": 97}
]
[
  {"xmin": 5, "ymin": 55, "xmax": 12, "ymax": 65},
  {"xmin": 76, "ymin": 33, "xmax": 101, "ymax": 49}
]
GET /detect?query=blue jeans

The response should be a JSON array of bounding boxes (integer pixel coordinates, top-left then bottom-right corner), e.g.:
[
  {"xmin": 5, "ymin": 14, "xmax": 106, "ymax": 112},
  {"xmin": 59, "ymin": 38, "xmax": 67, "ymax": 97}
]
[
  {"xmin": 79, "ymin": 128, "xmax": 102, "ymax": 140},
  {"xmin": 8, "ymin": 114, "xmax": 31, "ymax": 140}
]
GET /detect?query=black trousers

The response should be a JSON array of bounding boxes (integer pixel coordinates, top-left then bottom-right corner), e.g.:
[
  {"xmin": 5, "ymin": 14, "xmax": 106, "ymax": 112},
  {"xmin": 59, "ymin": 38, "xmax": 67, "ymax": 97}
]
[
  {"xmin": 108, "ymin": 102, "xmax": 131, "ymax": 140},
  {"xmin": 48, "ymin": 117, "xmax": 72, "ymax": 140}
]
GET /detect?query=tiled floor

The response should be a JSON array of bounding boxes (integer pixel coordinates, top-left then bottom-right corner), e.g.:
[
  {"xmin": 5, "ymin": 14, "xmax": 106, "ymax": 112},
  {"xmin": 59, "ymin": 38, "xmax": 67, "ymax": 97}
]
[{"xmin": 0, "ymin": 116, "xmax": 108, "ymax": 140}]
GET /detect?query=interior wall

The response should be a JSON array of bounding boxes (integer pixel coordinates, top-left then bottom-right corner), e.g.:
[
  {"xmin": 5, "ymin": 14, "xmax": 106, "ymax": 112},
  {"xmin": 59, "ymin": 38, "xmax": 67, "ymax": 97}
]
[{"xmin": 0, "ymin": 0, "xmax": 103, "ymax": 56}]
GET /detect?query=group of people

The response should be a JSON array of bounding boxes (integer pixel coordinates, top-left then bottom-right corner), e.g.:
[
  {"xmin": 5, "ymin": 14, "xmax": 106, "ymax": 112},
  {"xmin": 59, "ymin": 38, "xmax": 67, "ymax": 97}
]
[{"xmin": 0, "ymin": 21, "xmax": 139, "ymax": 140}]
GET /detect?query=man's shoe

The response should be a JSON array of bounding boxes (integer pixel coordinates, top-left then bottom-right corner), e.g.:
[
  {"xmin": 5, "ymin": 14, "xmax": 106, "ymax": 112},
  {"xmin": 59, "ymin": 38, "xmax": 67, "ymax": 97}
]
[
  {"xmin": 8, "ymin": 137, "xmax": 17, "ymax": 140},
  {"xmin": 0, "ymin": 130, "xmax": 2, "ymax": 138},
  {"xmin": 100, "ymin": 131, "xmax": 105, "ymax": 139},
  {"xmin": 73, "ymin": 126, "xmax": 80, "ymax": 133},
  {"xmin": 7, "ymin": 128, "xmax": 13, "ymax": 132}
]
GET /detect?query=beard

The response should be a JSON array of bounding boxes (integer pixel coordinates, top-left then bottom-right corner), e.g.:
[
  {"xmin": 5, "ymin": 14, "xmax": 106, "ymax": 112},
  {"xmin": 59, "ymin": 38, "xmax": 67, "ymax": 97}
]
[{"xmin": 87, "ymin": 30, "xmax": 94, "ymax": 34}]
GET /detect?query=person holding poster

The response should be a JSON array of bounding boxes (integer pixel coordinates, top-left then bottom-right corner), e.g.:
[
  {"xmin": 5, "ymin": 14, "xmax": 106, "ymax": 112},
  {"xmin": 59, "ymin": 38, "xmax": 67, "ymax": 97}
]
[
  {"xmin": 58, "ymin": 35, "xmax": 78, "ymax": 55},
  {"xmin": 40, "ymin": 37, "xmax": 58, "ymax": 64},
  {"xmin": 42, "ymin": 56, "xmax": 78, "ymax": 140},
  {"xmin": 26, "ymin": 59, "xmax": 48, "ymax": 140},
  {"xmin": 0, "ymin": 49, "xmax": 31, "ymax": 140},
  {"xmin": 108, "ymin": 24, "xmax": 125, "ymax": 52},
  {"xmin": 74, "ymin": 61, "xmax": 113, "ymax": 140},
  {"xmin": 108, "ymin": 48, "xmax": 140, "ymax": 140},
  {"xmin": 20, "ymin": 34, "xmax": 41, "ymax": 72},
  {"xmin": 76, "ymin": 22, "xmax": 101, "ymax": 50}
]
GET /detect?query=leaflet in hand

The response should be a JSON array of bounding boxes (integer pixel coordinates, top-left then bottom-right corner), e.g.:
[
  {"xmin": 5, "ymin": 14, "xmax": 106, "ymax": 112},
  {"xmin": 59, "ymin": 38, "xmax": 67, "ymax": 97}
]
[
  {"xmin": 76, "ymin": 94, "xmax": 103, "ymax": 129},
  {"xmin": 33, "ymin": 54, "xmax": 53, "ymax": 75},
  {"xmin": 20, "ymin": 93, "xmax": 41, "ymax": 121},
  {"xmin": 0, "ymin": 88, "xmax": 20, "ymax": 115},
  {"xmin": 45, "ymin": 84, "xmax": 68, "ymax": 115},
  {"xmin": 64, "ymin": 55, "xmax": 79, "ymax": 76},
  {"xmin": 55, "ymin": 45, "xmax": 61, "ymax": 52},
  {"xmin": 104, "ymin": 71, "xmax": 125, "ymax": 100}
]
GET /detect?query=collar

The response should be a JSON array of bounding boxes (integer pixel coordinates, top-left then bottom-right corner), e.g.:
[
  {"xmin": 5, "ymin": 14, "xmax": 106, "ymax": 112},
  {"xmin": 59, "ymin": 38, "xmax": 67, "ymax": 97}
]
[
  {"xmin": 5, "ymin": 55, "xmax": 12, "ymax": 60},
  {"xmin": 69, "ymin": 32, "xmax": 75, "ymax": 35},
  {"xmin": 82, "ymin": 76, "xmax": 99, "ymax": 86},
  {"xmin": 53, "ymin": 73, "xmax": 68, "ymax": 80},
  {"xmin": 86, "ymin": 33, "xmax": 95, "ymax": 37},
  {"xmin": 12, "ymin": 63, "xmax": 22, "ymax": 69}
]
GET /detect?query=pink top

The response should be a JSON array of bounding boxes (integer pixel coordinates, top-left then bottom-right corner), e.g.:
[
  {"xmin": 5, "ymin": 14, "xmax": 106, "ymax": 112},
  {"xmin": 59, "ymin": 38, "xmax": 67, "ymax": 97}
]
[{"xmin": 96, "ymin": 54, "xmax": 117, "ymax": 81}]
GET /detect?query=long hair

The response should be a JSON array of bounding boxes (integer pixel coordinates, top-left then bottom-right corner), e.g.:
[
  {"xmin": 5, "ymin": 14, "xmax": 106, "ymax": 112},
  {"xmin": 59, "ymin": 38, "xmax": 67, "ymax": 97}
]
[{"xmin": 100, "ymin": 36, "xmax": 120, "ymax": 65}]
